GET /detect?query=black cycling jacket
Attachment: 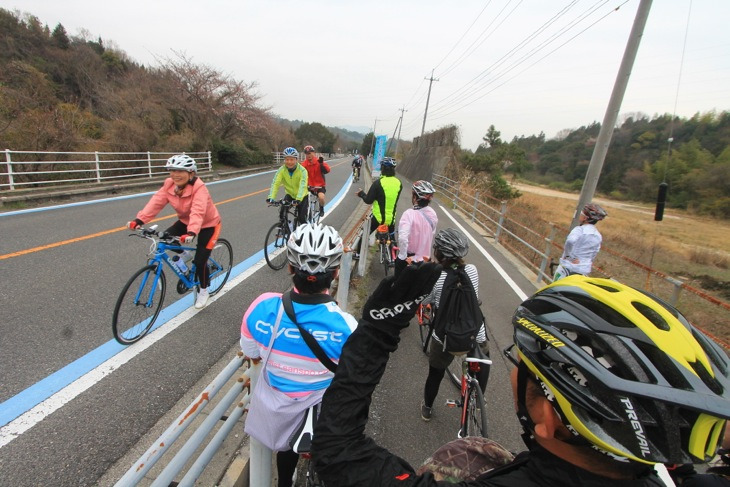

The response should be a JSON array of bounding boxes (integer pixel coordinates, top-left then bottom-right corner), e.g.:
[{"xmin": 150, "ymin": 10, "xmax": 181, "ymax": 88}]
[{"xmin": 311, "ymin": 319, "xmax": 665, "ymax": 487}]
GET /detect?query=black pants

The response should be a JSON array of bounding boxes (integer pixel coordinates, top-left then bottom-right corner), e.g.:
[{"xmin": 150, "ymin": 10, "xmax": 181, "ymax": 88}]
[
  {"xmin": 283, "ymin": 194, "xmax": 308, "ymax": 225},
  {"xmin": 164, "ymin": 220, "xmax": 219, "ymax": 289}
]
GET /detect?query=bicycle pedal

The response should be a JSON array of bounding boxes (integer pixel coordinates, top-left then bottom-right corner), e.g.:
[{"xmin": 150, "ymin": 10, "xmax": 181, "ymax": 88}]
[
  {"xmin": 445, "ymin": 400, "xmax": 458, "ymax": 408},
  {"xmin": 177, "ymin": 279, "xmax": 188, "ymax": 295}
]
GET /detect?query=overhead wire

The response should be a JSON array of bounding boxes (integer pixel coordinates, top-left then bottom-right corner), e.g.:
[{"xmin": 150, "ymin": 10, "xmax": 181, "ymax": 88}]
[
  {"xmin": 428, "ymin": 0, "xmax": 603, "ymax": 116},
  {"xmin": 429, "ymin": 1, "xmax": 627, "ymax": 120},
  {"xmin": 432, "ymin": 0, "xmax": 494, "ymax": 74},
  {"xmin": 437, "ymin": 0, "xmax": 524, "ymax": 79}
]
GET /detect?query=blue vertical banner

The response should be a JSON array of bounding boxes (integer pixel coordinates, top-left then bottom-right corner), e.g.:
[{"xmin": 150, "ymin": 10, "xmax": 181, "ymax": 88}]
[{"xmin": 373, "ymin": 135, "xmax": 387, "ymax": 174}]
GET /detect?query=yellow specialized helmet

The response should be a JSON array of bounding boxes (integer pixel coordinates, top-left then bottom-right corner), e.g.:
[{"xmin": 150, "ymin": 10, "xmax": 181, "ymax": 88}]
[{"xmin": 512, "ymin": 275, "xmax": 730, "ymax": 465}]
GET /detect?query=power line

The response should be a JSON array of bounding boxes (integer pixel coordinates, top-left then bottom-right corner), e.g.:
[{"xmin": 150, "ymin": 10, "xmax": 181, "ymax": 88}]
[
  {"xmin": 429, "ymin": 1, "xmax": 623, "ymax": 120},
  {"xmin": 428, "ymin": 0, "xmax": 595, "ymax": 116},
  {"xmin": 432, "ymin": 0, "xmax": 494, "ymax": 73}
]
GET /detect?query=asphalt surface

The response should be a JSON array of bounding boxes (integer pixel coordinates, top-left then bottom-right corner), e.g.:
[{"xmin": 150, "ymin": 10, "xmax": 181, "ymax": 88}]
[{"xmin": 0, "ymin": 162, "xmax": 542, "ymax": 485}]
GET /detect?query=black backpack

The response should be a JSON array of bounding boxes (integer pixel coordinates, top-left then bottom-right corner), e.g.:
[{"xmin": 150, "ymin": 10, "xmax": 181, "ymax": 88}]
[{"xmin": 433, "ymin": 266, "xmax": 483, "ymax": 354}]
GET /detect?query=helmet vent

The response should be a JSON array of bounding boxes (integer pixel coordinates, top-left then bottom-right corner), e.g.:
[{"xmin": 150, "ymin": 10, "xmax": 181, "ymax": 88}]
[
  {"xmin": 632, "ymin": 302, "xmax": 670, "ymax": 331},
  {"xmin": 565, "ymin": 292, "xmax": 635, "ymax": 329},
  {"xmin": 689, "ymin": 360, "xmax": 723, "ymax": 395},
  {"xmin": 588, "ymin": 282, "xmax": 621, "ymax": 293}
]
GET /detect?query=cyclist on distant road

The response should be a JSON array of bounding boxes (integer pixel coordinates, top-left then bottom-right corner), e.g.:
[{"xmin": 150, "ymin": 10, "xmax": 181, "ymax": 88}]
[
  {"xmin": 351, "ymin": 154, "xmax": 363, "ymax": 181},
  {"xmin": 355, "ymin": 157, "xmax": 402, "ymax": 237},
  {"xmin": 127, "ymin": 154, "xmax": 221, "ymax": 309},
  {"xmin": 394, "ymin": 180, "xmax": 438, "ymax": 277},
  {"xmin": 240, "ymin": 223, "xmax": 357, "ymax": 487},
  {"xmin": 311, "ymin": 270, "xmax": 730, "ymax": 485},
  {"xmin": 300, "ymin": 145, "xmax": 330, "ymax": 218},
  {"xmin": 267, "ymin": 147, "xmax": 309, "ymax": 225},
  {"xmin": 553, "ymin": 202, "xmax": 607, "ymax": 281},
  {"xmin": 421, "ymin": 227, "xmax": 489, "ymax": 422}
]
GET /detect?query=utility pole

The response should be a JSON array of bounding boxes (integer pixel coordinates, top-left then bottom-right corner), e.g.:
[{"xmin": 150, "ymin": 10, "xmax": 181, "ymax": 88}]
[
  {"xmin": 571, "ymin": 0, "xmax": 653, "ymax": 229},
  {"xmin": 387, "ymin": 113, "xmax": 402, "ymax": 155},
  {"xmin": 420, "ymin": 69, "xmax": 439, "ymax": 137},
  {"xmin": 395, "ymin": 106, "xmax": 407, "ymax": 158},
  {"xmin": 368, "ymin": 118, "xmax": 378, "ymax": 161}
]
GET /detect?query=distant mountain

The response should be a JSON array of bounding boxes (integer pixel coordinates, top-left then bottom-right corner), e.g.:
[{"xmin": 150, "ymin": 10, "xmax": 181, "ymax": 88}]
[
  {"xmin": 339, "ymin": 125, "xmax": 372, "ymax": 135},
  {"xmin": 275, "ymin": 117, "xmax": 366, "ymax": 144}
]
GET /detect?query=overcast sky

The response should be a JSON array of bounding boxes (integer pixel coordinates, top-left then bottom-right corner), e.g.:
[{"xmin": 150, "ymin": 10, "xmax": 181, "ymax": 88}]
[{"xmin": 4, "ymin": 0, "xmax": 729, "ymax": 151}]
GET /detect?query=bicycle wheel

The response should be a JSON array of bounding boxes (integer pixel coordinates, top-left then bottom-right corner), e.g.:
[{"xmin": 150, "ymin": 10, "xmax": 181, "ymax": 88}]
[
  {"xmin": 265, "ymin": 222, "xmax": 289, "ymax": 270},
  {"xmin": 207, "ymin": 238, "xmax": 233, "ymax": 295},
  {"xmin": 381, "ymin": 243, "xmax": 390, "ymax": 276},
  {"xmin": 464, "ymin": 379, "xmax": 489, "ymax": 437},
  {"xmin": 447, "ymin": 354, "xmax": 465, "ymax": 389},
  {"xmin": 113, "ymin": 264, "xmax": 166, "ymax": 345}
]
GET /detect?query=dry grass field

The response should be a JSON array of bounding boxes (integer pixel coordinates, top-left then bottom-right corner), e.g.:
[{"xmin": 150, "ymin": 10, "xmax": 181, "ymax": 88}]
[{"xmin": 507, "ymin": 183, "xmax": 730, "ymax": 348}]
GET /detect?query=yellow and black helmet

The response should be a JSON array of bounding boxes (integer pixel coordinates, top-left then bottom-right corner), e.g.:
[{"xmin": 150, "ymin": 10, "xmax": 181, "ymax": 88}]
[{"xmin": 512, "ymin": 275, "xmax": 730, "ymax": 465}]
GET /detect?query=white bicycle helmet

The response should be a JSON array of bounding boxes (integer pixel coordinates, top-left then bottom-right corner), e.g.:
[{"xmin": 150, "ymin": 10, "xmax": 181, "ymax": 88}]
[
  {"xmin": 412, "ymin": 180, "xmax": 435, "ymax": 200},
  {"xmin": 165, "ymin": 154, "xmax": 197, "ymax": 172},
  {"xmin": 287, "ymin": 223, "xmax": 344, "ymax": 274},
  {"xmin": 283, "ymin": 147, "xmax": 299, "ymax": 158}
]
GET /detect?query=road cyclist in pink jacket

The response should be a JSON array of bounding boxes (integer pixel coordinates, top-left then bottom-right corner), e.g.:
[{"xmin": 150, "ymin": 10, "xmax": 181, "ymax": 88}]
[
  {"xmin": 127, "ymin": 154, "xmax": 222, "ymax": 309},
  {"xmin": 393, "ymin": 180, "xmax": 438, "ymax": 277}
]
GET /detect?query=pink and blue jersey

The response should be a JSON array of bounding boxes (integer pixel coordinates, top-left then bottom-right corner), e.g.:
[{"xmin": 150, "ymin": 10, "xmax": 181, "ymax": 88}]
[{"xmin": 240, "ymin": 291, "xmax": 357, "ymax": 398}]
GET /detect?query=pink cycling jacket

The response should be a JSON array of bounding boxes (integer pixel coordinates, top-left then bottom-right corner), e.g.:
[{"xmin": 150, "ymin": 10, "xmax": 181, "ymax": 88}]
[{"xmin": 136, "ymin": 177, "xmax": 221, "ymax": 235}]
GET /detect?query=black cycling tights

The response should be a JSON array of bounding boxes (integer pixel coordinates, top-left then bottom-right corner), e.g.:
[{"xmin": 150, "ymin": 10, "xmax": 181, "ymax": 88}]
[
  {"xmin": 277, "ymin": 449, "xmax": 300, "ymax": 487},
  {"xmin": 423, "ymin": 365, "xmax": 447, "ymax": 409}
]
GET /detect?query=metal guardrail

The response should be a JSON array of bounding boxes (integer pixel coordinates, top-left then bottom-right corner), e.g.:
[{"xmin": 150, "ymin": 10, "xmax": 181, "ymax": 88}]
[
  {"xmin": 433, "ymin": 173, "xmax": 553, "ymax": 284},
  {"xmin": 115, "ymin": 351, "xmax": 251, "ymax": 486},
  {"xmin": 432, "ymin": 173, "xmax": 730, "ymax": 350},
  {"xmin": 1, "ymin": 150, "xmax": 212, "ymax": 190}
]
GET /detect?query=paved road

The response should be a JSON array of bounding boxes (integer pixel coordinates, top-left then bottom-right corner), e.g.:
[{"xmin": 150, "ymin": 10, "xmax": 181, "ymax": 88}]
[
  {"xmin": 0, "ymin": 159, "xmax": 360, "ymax": 485},
  {"xmin": 0, "ymin": 163, "xmax": 542, "ymax": 485}
]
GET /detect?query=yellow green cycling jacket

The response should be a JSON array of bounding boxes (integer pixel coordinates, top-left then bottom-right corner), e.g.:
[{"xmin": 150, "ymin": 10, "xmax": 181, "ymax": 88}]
[{"xmin": 268, "ymin": 163, "xmax": 308, "ymax": 201}]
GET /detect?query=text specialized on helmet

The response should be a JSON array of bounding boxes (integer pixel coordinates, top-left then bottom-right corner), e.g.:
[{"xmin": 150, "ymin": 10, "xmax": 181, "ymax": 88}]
[{"xmin": 515, "ymin": 317, "xmax": 566, "ymax": 347}]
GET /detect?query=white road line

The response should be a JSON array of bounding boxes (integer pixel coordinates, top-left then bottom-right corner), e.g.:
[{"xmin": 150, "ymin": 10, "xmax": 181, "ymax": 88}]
[
  {"xmin": 0, "ymin": 259, "xmax": 266, "ymax": 448},
  {"xmin": 0, "ymin": 172, "xmax": 354, "ymax": 448},
  {"xmin": 438, "ymin": 204, "xmax": 529, "ymax": 302}
]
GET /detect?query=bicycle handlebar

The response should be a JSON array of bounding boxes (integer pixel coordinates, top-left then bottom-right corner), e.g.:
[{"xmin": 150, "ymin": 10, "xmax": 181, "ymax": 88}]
[{"xmin": 267, "ymin": 198, "xmax": 295, "ymax": 208}]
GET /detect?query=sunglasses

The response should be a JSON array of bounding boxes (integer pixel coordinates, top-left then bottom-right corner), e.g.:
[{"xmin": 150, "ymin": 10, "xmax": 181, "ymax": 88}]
[{"xmin": 503, "ymin": 344, "xmax": 519, "ymax": 367}]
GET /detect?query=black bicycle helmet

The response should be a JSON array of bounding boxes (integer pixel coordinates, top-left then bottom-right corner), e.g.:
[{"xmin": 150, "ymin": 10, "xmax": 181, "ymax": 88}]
[
  {"xmin": 433, "ymin": 228, "xmax": 469, "ymax": 259},
  {"xmin": 582, "ymin": 203, "xmax": 607, "ymax": 223},
  {"xmin": 512, "ymin": 275, "xmax": 730, "ymax": 465}
]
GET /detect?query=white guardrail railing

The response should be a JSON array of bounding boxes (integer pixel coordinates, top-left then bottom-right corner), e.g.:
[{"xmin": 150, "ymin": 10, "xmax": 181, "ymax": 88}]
[{"xmin": 1, "ymin": 150, "xmax": 212, "ymax": 190}]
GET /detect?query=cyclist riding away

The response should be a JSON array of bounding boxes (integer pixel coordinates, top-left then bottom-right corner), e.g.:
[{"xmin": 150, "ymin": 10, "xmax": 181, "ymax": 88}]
[
  {"xmin": 268, "ymin": 147, "xmax": 309, "ymax": 225},
  {"xmin": 421, "ymin": 228, "xmax": 489, "ymax": 421},
  {"xmin": 553, "ymin": 202, "xmax": 607, "ymax": 281},
  {"xmin": 355, "ymin": 157, "xmax": 402, "ymax": 237},
  {"xmin": 241, "ymin": 223, "xmax": 357, "ymax": 487},
  {"xmin": 300, "ymin": 145, "xmax": 330, "ymax": 218},
  {"xmin": 127, "ymin": 154, "xmax": 221, "ymax": 309},
  {"xmin": 311, "ymin": 268, "xmax": 730, "ymax": 485},
  {"xmin": 394, "ymin": 180, "xmax": 438, "ymax": 277}
]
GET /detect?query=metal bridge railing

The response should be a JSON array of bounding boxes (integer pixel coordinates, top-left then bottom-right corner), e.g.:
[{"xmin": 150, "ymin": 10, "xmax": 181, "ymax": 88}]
[
  {"xmin": 115, "ymin": 352, "xmax": 252, "ymax": 487},
  {"xmin": 1, "ymin": 150, "xmax": 212, "ymax": 191}
]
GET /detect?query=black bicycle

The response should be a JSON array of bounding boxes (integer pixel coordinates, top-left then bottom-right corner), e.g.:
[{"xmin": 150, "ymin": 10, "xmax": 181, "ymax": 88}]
[
  {"xmin": 375, "ymin": 224, "xmax": 398, "ymax": 276},
  {"xmin": 264, "ymin": 199, "xmax": 298, "ymax": 270}
]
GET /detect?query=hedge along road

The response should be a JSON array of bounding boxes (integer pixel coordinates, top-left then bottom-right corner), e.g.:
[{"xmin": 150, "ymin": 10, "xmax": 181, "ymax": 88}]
[
  {"xmin": 0, "ymin": 158, "xmax": 360, "ymax": 485},
  {"xmin": 0, "ymin": 159, "xmax": 541, "ymax": 485}
]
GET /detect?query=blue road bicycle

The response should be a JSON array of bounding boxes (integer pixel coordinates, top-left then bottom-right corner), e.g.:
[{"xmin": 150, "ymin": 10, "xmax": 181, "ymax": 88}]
[{"xmin": 112, "ymin": 225, "xmax": 233, "ymax": 345}]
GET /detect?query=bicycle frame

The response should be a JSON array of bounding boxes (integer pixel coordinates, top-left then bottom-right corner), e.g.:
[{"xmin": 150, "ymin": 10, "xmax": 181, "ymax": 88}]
[{"xmin": 132, "ymin": 239, "xmax": 197, "ymax": 309}]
